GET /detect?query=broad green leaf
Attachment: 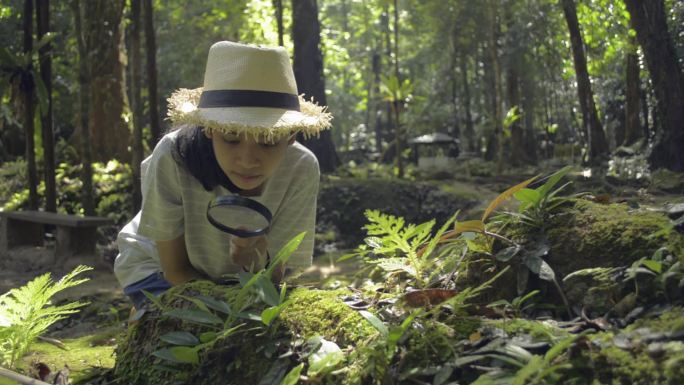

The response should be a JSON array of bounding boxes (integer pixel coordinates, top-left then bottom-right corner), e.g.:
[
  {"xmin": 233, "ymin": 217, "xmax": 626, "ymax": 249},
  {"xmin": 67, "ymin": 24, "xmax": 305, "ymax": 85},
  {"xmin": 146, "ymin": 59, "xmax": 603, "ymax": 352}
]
[
  {"xmin": 170, "ymin": 346, "xmax": 199, "ymax": 365},
  {"xmin": 279, "ymin": 282, "xmax": 288, "ymax": 305},
  {"xmin": 261, "ymin": 302, "xmax": 291, "ymax": 326},
  {"xmin": 358, "ymin": 310, "xmax": 388, "ymax": 337},
  {"xmin": 537, "ymin": 166, "xmax": 572, "ymax": 198},
  {"xmin": 152, "ymin": 346, "xmax": 199, "ymax": 365},
  {"xmin": 517, "ymin": 264, "xmax": 529, "ymax": 295},
  {"xmin": 257, "ymin": 358, "xmax": 290, "ymax": 385},
  {"xmin": 279, "ymin": 363, "xmax": 304, "ymax": 385},
  {"xmin": 308, "ymin": 338, "xmax": 344, "ymax": 376},
  {"xmin": 482, "ymin": 175, "xmax": 538, "ymax": 221},
  {"xmin": 267, "ymin": 232, "xmax": 306, "ymax": 277},
  {"xmin": 641, "ymin": 260, "xmax": 662, "ymax": 273},
  {"xmin": 538, "ymin": 260, "xmax": 556, "ymax": 281},
  {"xmin": 433, "ymin": 365, "xmax": 454, "ymax": 385},
  {"xmin": 254, "ymin": 274, "xmax": 281, "ymax": 307},
  {"xmin": 176, "ymin": 294, "xmax": 211, "ymax": 313},
  {"xmin": 163, "ymin": 309, "xmax": 222, "ymax": 325},
  {"xmin": 199, "ymin": 331, "xmax": 217, "ymax": 343},
  {"xmin": 159, "ymin": 331, "xmax": 199, "ymax": 346},
  {"xmin": 494, "ymin": 246, "xmax": 521, "ymax": 262},
  {"xmin": 524, "ymin": 255, "xmax": 543, "ymax": 275},
  {"xmin": 513, "ymin": 188, "xmax": 541, "ymax": 205},
  {"xmin": 195, "ymin": 295, "xmax": 232, "ymax": 315}
]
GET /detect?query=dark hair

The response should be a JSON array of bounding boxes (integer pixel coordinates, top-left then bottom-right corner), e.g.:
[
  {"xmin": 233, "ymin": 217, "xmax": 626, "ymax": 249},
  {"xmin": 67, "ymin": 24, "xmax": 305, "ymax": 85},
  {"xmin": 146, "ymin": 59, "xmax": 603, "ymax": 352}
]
[{"xmin": 171, "ymin": 125, "xmax": 240, "ymax": 193}]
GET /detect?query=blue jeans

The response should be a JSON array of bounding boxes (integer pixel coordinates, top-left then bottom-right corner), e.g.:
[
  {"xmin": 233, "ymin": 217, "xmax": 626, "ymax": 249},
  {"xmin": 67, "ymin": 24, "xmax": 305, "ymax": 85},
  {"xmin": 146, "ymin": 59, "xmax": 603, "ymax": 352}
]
[{"xmin": 123, "ymin": 272, "xmax": 172, "ymax": 309}]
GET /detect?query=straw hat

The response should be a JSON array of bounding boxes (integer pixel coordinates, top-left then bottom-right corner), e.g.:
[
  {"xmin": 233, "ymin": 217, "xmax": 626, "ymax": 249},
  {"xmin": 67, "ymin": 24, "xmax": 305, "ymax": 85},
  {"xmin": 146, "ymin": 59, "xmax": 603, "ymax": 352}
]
[{"xmin": 167, "ymin": 41, "xmax": 332, "ymax": 140}]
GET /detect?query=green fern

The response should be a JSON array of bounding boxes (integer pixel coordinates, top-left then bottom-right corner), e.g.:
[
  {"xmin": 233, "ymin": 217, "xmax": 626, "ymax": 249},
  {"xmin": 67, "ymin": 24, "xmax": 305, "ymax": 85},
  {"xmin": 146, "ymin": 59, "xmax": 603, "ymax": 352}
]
[{"xmin": 0, "ymin": 265, "xmax": 92, "ymax": 369}]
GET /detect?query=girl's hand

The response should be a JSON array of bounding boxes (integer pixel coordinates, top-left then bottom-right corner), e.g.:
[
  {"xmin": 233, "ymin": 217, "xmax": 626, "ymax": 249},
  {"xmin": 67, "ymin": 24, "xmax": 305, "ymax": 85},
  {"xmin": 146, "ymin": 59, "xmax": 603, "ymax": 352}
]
[{"xmin": 230, "ymin": 234, "xmax": 268, "ymax": 271}]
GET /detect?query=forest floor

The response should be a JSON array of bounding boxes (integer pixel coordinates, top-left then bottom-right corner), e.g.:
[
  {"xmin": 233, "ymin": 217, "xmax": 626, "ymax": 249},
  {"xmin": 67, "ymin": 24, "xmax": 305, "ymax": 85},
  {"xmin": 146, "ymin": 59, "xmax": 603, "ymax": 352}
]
[{"xmin": 1, "ymin": 171, "xmax": 682, "ymax": 384}]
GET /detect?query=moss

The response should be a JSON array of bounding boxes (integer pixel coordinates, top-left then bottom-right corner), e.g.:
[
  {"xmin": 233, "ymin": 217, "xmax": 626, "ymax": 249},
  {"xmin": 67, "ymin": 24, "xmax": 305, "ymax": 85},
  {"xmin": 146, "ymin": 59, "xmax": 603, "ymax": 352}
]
[
  {"xmin": 17, "ymin": 327, "xmax": 120, "ymax": 383},
  {"xmin": 114, "ymin": 283, "xmax": 383, "ymax": 385},
  {"xmin": 490, "ymin": 318, "xmax": 570, "ymax": 342},
  {"xmin": 544, "ymin": 200, "xmax": 683, "ymax": 276}
]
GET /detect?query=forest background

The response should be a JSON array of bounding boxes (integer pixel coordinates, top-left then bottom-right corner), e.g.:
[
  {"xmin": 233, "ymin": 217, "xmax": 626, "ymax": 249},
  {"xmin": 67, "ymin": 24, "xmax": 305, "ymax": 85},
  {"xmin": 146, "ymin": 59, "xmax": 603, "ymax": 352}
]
[{"xmin": 0, "ymin": 0, "xmax": 683, "ymax": 223}]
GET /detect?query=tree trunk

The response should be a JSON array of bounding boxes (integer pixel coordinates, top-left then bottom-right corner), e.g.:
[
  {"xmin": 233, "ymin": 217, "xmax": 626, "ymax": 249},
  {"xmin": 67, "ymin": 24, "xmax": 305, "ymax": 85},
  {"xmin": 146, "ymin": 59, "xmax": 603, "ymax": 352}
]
[
  {"xmin": 460, "ymin": 54, "xmax": 475, "ymax": 153},
  {"xmin": 291, "ymin": 0, "xmax": 340, "ymax": 173},
  {"xmin": 23, "ymin": 0, "xmax": 38, "ymax": 210},
  {"xmin": 521, "ymin": 55, "xmax": 537, "ymax": 163},
  {"xmin": 273, "ymin": 0, "xmax": 284, "ymax": 46},
  {"xmin": 143, "ymin": 0, "xmax": 161, "ymax": 147},
  {"xmin": 371, "ymin": 51, "xmax": 383, "ymax": 154},
  {"xmin": 130, "ymin": 0, "xmax": 143, "ymax": 212},
  {"xmin": 392, "ymin": 0, "xmax": 403, "ymax": 178},
  {"xmin": 624, "ymin": 0, "xmax": 684, "ymax": 171},
  {"xmin": 72, "ymin": 0, "xmax": 95, "ymax": 216},
  {"xmin": 487, "ymin": 0, "xmax": 503, "ymax": 173},
  {"xmin": 623, "ymin": 31, "xmax": 641, "ymax": 146},
  {"xmin": 561, "ymin": 0, "xmax": 608, "ymax": 163},
  {"xmin": 36, "ymin": 0, "xmax": 56, "ymax": 213},
  {"xmin": 83, "ymin": 0, "xmax": 129, "ymax": 162}
]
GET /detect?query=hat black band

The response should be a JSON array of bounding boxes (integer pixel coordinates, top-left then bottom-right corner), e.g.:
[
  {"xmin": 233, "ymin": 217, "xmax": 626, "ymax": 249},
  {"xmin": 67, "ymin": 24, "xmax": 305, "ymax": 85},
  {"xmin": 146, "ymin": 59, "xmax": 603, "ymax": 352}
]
[{"xmin": 198, "ymin": 90, "xmax": 300, "ymax": 111}]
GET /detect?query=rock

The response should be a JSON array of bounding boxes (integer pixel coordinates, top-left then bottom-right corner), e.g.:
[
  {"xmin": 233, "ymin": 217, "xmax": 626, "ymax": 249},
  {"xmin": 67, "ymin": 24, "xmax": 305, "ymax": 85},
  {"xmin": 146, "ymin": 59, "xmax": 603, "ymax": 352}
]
[{"xmin": 562, "ymin": 267, "xmax": 625, "ymax": 315}]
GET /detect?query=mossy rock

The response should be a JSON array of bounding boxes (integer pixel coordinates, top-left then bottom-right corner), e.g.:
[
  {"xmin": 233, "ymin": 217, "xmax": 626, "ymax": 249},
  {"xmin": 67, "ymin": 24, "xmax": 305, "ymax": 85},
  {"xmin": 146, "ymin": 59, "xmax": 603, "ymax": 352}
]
[
  {"xmin": 650, "ymin": 169, "xmax": 684, "ymax": 194},
  {"xmin": 539, "ymin": 200, "xmax": 682, "ymax": 277},
  {"xmin": 317, "ymin": 177, "xmax": 479, "ymax": 248},
  {"xmin": 112, "ymin": 281, "xmax": 486, "ymax": 385}
]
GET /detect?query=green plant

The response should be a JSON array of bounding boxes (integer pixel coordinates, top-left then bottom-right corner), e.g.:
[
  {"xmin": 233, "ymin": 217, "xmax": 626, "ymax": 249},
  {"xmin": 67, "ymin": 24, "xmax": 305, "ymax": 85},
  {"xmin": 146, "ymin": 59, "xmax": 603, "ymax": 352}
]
[
  {"xmin": 148, "ymin": 232, "xmax": 306, "ymax": 369},
  {"xmin": 625, "ymin": 247, "xmax": 684, "ymax": 302},
  {"xmin": 487, "ymin": 290, "xmax": 540, "ymax": 318},
  {"xmin": 0, "ymin": 265, "xmax": 92, "ymax": 369},
  {"xmin": 509, "ymin": 166, "xmax": 574, "ymax": 231}
]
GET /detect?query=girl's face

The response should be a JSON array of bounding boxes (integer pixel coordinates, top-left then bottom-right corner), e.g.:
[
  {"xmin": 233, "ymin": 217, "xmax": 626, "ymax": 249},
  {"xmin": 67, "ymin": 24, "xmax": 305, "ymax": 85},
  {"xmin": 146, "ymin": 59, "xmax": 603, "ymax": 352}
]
[{"xmin": 206, "ymin": 129, "xmax": 295, "ymax": 192}]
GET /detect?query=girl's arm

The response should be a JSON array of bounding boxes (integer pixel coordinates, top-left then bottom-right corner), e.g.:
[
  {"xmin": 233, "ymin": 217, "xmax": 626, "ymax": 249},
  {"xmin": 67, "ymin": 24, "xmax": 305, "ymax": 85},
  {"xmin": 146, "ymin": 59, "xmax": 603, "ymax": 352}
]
[{"xmin": 157, "ymin": 233, "xmax": 203, "ymax": 285}]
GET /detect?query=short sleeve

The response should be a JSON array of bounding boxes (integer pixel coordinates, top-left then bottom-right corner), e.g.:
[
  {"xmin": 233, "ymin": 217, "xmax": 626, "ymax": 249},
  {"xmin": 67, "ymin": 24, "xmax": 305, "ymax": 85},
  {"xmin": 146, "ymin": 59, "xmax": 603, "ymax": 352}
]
[
  {"xmin": 137, "ymin": 137, "xmax": 185, "ymax": 241},
  {"xmin": 267, "ymin": 155, "xmax": 319, "ymax": 269}
]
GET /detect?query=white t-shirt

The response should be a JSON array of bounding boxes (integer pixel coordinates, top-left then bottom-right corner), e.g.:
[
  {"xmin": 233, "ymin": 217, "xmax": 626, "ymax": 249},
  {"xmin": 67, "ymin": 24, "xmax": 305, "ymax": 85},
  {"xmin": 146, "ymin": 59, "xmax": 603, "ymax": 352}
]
[{"xmin": 114, "ymin": 129, "xmax": 319, "ymax": 288}]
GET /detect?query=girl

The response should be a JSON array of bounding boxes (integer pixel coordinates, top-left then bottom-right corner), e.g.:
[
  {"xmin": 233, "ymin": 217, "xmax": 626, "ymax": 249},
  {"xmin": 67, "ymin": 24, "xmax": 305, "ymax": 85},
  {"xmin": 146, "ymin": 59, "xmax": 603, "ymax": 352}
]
[{"xmin": 114, "ymin": 41, "xmax": 332, "ymax": 309}]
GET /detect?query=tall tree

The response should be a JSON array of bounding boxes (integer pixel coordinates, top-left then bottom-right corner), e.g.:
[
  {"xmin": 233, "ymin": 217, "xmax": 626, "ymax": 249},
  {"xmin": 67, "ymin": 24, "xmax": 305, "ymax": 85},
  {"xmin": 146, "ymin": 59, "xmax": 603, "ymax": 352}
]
[
  {"xmin": 273, "ymin": 0, "xmax": 284, "ymax": 46},
  {"xmin": 72, "ymin": 0, "xmax": 95, "ymax": 216},
  {"xmin": 130, "ymin": 0, "xmax": 143, "ymax": 211},
  {"xmin": 22, "ymin": 0, "xmax": 38, "ymax": 210},
  {"xmin": 624, "ymin": 0, "xmax": 684, "ymax": 171},
  {"xmin": 83, "ymin": 0, "xmax": 129, "ymax": 162},
  {"xmin": 487, "ymin": 0, "xmax": 504, "ymax": 173},
  {"xmin": 291, "ymin": 0, "xmax": 340, "ymax": 173},
  {"xmin": 143, "ymin": 0, "xmax": 161, "ymax": 147},
  {"xmin": 623, "ymin": 27, "xmax": 641, "ymax": 146},
  {"xmin": 561, "ymin": 0, "xmax": 608, "ymax": 162},
  {"xmin": 36, "ymin": 0, "xmax": 56, "ymax": 213},
  {"xmin": 391, "ymin": 0, "xmax": 403, "ymax": 178}
]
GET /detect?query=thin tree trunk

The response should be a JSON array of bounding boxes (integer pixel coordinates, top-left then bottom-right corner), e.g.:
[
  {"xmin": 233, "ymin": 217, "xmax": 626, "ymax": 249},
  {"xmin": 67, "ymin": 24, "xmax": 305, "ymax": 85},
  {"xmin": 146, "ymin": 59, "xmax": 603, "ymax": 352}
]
[
  {"xmin": 624, "ymin": 0, "xmax": 684, "ymax": 171},
  {"xmin": 72, "ymin": 0, "xmax": 95, "ymax": 215},
  {"xmin": 130, "ymin": 0, "xmax": 143, "ymax": 212},
  {"xmin": 561, "ymin": 0, "xmax": 608, "ymax": 163},
  {"xmin": 36, "ymin": 0, "xmax": 56, "ymax": 213},
  {"xmin": 460, "ymin": 54, "xmax": 475, "ymax": 153},
  {"xmin": 143, "ymin": 0, "xmax": 161, "ymax": 147},
  {"xmin": 371, "ymin": 51, "xmax": 383, "ymax": 154},
  {"xmin": 291, "ymin": 0, "xmax": 340, "ymax": 173},
  {"xmin": 623, "ymin": 30, "xmax": 641, "ymax": 146},
  {"xmin": 487, "ymin": 0, "xmax": 503, "ymax": 173},
  {"xmin": 392, "ymin": 0, "xmax": 403, "ymax": 178},
  {"xmin": 273, "ymin": 0, "xmax": 284, "ymax": 46},
  {"xmin": 23, "ymin": 0, "xmax": 38, "ymax": 210}
]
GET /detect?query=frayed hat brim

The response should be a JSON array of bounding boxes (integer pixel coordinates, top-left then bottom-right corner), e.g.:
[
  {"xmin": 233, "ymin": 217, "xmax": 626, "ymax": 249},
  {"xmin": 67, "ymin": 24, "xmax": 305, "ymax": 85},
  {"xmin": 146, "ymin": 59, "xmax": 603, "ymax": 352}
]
[{"xmin": 167, "ymin": 87, "xmax": 333, "ymax": 140}]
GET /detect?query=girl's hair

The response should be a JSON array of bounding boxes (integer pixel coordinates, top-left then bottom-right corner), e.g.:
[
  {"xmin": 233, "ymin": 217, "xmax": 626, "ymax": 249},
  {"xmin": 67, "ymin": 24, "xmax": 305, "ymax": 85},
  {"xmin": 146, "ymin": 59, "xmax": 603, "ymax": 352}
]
[{"xmin": 171, "ymin": 125, "xmax": 240, "ymax": 193}]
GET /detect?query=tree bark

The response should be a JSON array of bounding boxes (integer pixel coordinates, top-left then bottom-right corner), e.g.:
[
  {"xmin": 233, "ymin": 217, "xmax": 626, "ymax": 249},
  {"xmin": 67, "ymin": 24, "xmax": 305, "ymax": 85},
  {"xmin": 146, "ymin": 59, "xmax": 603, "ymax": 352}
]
[
  {"xmin": 291, "ymin": 0, "xmax": 340, "ymax": 173},
  {"xmin": 36, "ymin": 0, "xmax": 56, "ymax": 213},
  {"xmin": 143, "ymin": 0, "xmax": 161, "ymax": 147},
  {"xmin": 561, "ymin": 0, "xmax": 608, "ymax": 163},
  {"xmin": 83, "ymin": 0, "xmax": 129, "ymax": 162},
  {"xmin": 460, "ymin": 54, "xmax": 475, "ymax": 153},
  {"xmin": 23, "ymin": 0, "xmax": 38, "ymax": 210},
  {"xmin": 624, "ymin": 0, "xmax": 684, "ymax": 171},
  {"xmin": 623, "ymin": 30, "xmax": 641, "ymax": 146},
  {"xmin": 72, "ymin": 0, "xmax": 95, "ymax": 216},
  {"xmin": 273, "ymin": 0, "xmax": 284, "ymax": 46},
  {"xmin": 130, "ymin": 0, "xmax": 143, "ymax": 212},
  {"xmin": 487, "ymin": 0, "xmax": 503, "ymax": 173},
  {"xmin": 392, "ymin": 0, "xmax": 403, "ymax": 178}
]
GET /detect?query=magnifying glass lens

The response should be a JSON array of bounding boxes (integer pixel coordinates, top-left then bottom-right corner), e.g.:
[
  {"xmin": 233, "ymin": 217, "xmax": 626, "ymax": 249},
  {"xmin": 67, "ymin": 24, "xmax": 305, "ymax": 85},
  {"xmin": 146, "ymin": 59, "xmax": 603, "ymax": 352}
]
[{"xmin": 206, "ymin": 196, "xmax": 272, "ymax": 237}]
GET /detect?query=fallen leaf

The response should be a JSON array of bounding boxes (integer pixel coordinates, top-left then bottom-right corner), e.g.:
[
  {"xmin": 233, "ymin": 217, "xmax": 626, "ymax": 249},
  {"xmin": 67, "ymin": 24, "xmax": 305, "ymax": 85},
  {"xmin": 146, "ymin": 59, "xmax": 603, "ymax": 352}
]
[{"xmin": 402, "ymin": 289, "xmax": 459, "ymax": 308}]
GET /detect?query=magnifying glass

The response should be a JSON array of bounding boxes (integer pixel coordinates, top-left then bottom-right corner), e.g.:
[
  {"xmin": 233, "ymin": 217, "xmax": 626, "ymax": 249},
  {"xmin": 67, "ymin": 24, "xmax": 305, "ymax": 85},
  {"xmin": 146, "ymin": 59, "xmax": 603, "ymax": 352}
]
[{"xmin": 206, "ymin": 195, "xmax": 272, "ymax": 238}]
